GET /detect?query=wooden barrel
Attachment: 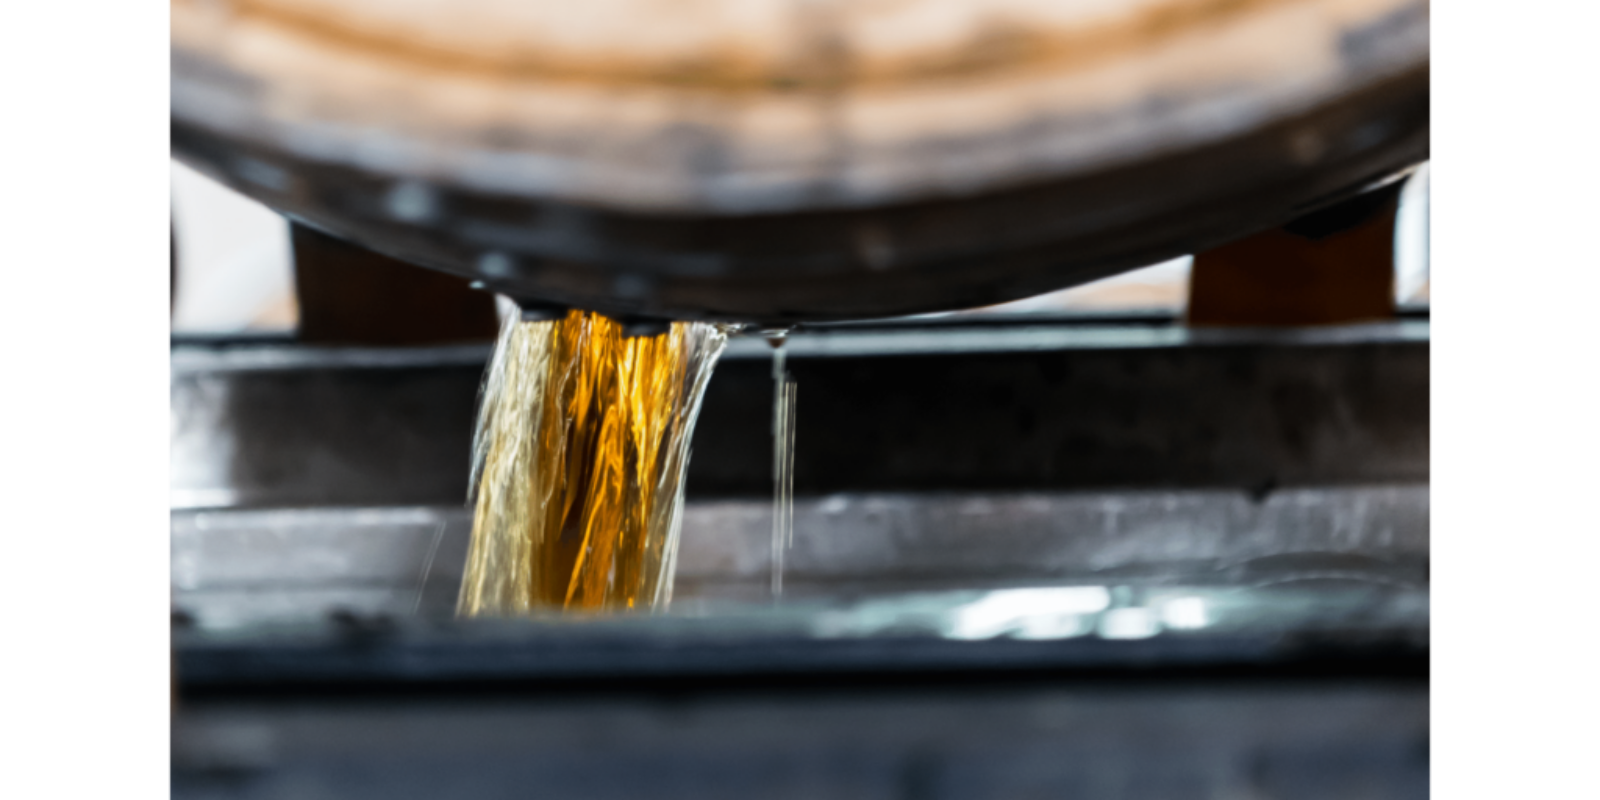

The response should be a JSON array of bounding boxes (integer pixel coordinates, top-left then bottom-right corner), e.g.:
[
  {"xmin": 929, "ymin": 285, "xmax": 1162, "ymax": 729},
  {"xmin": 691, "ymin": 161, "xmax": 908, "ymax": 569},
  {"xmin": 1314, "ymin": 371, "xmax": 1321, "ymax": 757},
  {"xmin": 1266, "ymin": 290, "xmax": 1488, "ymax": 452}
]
[{"xmin": 171, "ymin": 0, "xmax": 1428, "ymax": 323}]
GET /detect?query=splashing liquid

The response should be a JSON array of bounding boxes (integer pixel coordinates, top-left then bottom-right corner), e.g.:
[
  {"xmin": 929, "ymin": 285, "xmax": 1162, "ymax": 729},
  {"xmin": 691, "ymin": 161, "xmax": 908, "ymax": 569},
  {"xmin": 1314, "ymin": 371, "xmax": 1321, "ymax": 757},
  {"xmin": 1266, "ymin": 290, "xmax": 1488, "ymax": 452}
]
[
  {"xmin": 767, "ymin": 331, "xmax": 798, "ymax": 598},
  {"xmin": 457, "ymin": 309, "xmax": 730, "ymax": 616}
]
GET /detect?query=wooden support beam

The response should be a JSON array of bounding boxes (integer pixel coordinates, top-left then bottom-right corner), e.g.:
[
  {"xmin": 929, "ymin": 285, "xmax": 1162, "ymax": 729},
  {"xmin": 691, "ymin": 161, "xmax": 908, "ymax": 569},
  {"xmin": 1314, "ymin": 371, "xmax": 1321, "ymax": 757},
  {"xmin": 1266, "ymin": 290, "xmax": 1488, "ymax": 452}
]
[
  {"xmin": 1187, "ymin": 183, "xmax": 1401, "ymax": 327},
  {"xmin": 292, "ymin": 223, "xmax": 500, "ymax": 345}
]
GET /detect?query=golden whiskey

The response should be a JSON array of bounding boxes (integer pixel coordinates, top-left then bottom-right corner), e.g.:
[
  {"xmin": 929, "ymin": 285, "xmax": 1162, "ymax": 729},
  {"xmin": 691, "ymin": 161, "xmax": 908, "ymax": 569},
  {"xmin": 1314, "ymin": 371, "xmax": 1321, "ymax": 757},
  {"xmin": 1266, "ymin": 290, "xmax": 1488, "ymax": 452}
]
[{"xmin": 458, "ymin": 309, "xmax": 729, "ymax": 615}]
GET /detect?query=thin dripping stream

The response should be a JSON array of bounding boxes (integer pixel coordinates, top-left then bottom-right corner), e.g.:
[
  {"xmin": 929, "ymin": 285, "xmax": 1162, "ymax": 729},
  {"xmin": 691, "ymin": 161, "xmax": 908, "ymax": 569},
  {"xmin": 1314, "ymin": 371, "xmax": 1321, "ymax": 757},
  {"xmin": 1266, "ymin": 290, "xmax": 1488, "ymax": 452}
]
[
  {"xmin": 765, "ymin": 329, "xmax": 798, "ymax": 598},
  {"xmin": 411, "ymin": 520, "xmax": 448, "ymax": 615}
]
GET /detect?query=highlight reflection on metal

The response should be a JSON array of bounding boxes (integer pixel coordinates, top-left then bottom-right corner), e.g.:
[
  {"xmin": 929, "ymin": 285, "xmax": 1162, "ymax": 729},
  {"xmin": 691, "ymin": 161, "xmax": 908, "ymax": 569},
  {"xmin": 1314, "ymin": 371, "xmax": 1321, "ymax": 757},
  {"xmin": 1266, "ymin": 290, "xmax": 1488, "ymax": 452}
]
[
  {"xmin": 173, "ymin": 582, "xmax": 1426, "ymax": 691},
  {"xmin": 943, "ymin": 587, "xmax": 1111, "ymax": 641},
  {"xmin": 170, "ymin": 482, "xmax": 1427, "ymax": 629},
  {"xmin": 797, "ymin": 585, "xmax": 1414, "ymax": 644},
  {"xmin": 1161, "ymin": 595, "xmax": 1211, "ymax": 630},
  {"xmin": 960, "ymin": 582, "xmax": 1413, "ymax": 644}
]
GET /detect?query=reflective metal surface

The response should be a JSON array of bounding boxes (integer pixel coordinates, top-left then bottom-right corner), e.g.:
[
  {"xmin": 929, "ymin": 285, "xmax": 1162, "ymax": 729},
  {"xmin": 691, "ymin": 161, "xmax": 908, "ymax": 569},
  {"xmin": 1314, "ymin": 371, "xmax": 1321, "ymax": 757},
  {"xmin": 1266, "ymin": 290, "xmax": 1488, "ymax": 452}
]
[
  {"xmin": 170, "ymin": 342, "xmax": 486, "ymax": 509},
  {"xmin": 176, "ymin": 582, "xmax": 1424, "ymax": 688},
  {"xmin": 171, "ymin": 317, "xmax": 1429, "ymax": 627},
  {"xmin": 169, "ymin": 314, "xmax": 1429, "ymax": 799},
  {"xmin": 172, "ymin": 485, "xmax": 1427, "ymax": 627},
  {"xmin": 172, "ymin": 318, "xmax": 1429, "ymax": 508},
  {"xmin": 174, "ymin": 684, "xmax": 1426, "ymax": 800}
]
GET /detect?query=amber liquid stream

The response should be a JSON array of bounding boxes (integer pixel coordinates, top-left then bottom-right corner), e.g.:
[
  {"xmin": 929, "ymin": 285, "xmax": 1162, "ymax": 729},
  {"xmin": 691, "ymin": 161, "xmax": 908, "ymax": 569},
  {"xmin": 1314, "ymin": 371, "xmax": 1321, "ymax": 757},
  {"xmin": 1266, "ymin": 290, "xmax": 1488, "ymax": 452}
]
[{"xmin": 458, "ymin": 309, "xmax": 729, "ymax": 615}]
